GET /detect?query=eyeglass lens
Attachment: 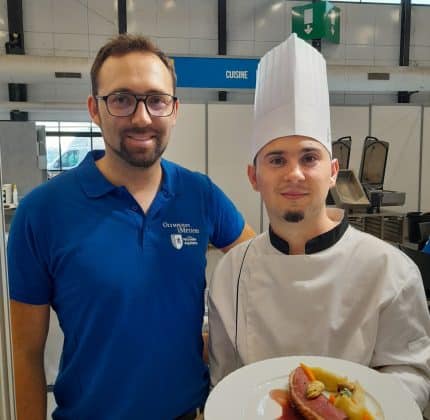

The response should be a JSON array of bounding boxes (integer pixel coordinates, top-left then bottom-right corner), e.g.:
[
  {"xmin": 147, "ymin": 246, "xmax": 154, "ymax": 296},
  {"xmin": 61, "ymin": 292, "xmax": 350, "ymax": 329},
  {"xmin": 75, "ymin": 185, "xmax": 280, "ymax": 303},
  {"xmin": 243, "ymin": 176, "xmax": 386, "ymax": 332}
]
[{"xmin": 106, "ymin": 93, "xmax": 174, "ymax": 117}]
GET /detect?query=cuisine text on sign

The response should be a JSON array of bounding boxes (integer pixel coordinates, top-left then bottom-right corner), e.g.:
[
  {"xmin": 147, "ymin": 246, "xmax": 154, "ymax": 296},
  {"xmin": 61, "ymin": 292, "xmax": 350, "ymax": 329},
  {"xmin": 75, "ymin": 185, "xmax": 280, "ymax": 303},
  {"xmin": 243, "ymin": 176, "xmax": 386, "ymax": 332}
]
[
  {"xmin": 225, "ymin": 70, "xmax": 249, "ymax": 80},
  {"xmin": 171, "ymin": 56, "xmax": 258, "ymax": 89}
]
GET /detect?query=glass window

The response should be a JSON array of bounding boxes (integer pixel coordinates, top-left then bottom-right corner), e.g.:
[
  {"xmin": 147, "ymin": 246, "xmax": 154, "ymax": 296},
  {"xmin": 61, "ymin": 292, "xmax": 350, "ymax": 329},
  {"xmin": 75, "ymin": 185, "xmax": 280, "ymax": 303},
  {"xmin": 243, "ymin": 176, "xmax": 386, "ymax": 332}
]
[
  {"xmin": 36, "ymin": 121, "xmax": 59, "ymax": 132},
  {"xmin": 60, "ymin": 122, "xmax": 92, "ymax": 133},
  {"xmin": 46, "ymin": 136, "xmax": 60, "ymax": 170},
  {"xmin": 38, "ymin": 121, "xmax": 103, "ymax": 173},
  {"xmin": 92, "ymin": 138, "xmax": 105, "ymax": 150}
]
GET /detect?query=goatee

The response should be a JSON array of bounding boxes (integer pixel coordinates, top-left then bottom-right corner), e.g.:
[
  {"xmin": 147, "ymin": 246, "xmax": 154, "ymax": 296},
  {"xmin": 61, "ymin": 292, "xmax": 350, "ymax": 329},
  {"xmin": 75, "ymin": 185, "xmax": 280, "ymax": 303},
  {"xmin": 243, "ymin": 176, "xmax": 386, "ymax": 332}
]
[
  {"xmin": 283, "ymin": 211, "xmax": 304, "ymax": 223},
  {"xmin": 115, "ymin": 128, "xmax": 166, "ymax": 168},
  {"xmin": 114, "ymin": 141, "xmax": 166, "ymax": 168}
]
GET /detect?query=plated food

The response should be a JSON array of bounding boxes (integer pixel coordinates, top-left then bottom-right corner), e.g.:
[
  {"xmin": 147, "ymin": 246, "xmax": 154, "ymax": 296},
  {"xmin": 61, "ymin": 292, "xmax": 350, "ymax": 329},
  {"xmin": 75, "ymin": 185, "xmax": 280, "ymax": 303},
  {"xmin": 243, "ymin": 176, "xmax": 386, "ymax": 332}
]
[
  {"xmin": 270, "ymin": 363, "xmax": 377, "ymax": 420},
  {"xmin": 204, "ymin": 356, "xmax": 421, "ymax": 420}
]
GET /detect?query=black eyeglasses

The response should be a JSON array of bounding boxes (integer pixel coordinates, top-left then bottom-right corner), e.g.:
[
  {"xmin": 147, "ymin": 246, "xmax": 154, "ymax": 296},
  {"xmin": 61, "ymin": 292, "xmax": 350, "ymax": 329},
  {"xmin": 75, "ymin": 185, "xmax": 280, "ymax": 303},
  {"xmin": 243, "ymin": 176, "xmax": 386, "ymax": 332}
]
[{"xmin": 96, "ymin": 92, "xmax": 177, "ymax": 117}]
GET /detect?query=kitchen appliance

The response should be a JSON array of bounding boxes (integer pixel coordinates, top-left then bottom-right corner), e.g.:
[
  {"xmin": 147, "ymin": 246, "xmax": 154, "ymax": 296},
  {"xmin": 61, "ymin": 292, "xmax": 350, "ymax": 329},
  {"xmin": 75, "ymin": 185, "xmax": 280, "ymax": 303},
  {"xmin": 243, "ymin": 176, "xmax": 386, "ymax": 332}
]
[
  {"xmin": 327, "ymin": 136, "xmax": 353, "ymax": 206},
  {"xmin": 358, "ymin": 136, "xmax": 405, "ymax": 213},
  {"xmin": 332, "ymin": 136, "xmax": 351, "ymax": 170},
  {"xmin": 330, "ymin": 169, "xmax": 370, "ymax": 211}
]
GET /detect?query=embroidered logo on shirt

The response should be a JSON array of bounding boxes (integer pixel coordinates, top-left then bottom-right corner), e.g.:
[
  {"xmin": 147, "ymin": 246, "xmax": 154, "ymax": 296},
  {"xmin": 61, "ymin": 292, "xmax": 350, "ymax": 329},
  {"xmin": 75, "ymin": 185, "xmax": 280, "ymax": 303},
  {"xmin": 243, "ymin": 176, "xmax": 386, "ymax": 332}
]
[
  {"xmin": 171, "ymin": 234, "xmax": 184, "ymax": 250},
  {"xmin": 163, "ymin": 222, "xmax": 200, "ymax": 249}
]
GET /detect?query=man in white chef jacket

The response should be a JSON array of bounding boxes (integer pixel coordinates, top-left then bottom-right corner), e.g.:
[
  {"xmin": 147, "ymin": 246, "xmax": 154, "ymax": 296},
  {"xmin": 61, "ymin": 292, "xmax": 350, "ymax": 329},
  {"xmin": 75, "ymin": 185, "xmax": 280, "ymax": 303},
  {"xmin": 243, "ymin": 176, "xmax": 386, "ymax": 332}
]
[{"xmin": 208, "ymin": 33, "xmax": 430, "ymax": 411}]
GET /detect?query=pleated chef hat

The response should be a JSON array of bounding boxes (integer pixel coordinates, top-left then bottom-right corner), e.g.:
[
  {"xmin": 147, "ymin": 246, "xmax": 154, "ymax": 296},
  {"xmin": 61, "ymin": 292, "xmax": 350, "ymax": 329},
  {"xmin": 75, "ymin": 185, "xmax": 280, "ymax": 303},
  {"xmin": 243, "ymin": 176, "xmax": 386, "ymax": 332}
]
[{"xmin": 251, "ymin": 33, "xmax": 332, "ymax": 160}]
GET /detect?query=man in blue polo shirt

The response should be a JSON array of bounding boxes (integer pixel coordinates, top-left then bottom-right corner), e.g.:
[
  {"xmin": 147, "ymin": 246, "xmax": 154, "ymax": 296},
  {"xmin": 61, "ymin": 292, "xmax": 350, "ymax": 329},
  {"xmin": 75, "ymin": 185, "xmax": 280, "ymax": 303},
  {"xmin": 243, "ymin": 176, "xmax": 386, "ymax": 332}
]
[{"xmin": 7, "ymin": 34, "xmax": 254, "ymax": 420}]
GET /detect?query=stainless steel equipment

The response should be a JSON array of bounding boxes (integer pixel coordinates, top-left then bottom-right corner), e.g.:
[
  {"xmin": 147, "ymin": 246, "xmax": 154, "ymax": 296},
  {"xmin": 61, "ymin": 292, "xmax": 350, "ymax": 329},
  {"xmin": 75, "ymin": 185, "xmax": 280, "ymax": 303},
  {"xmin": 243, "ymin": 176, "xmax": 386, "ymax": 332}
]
[
  {"xmin": 358, "ymin": 136, "xmax": 405, "ymax": 212},
  {"xmin": 332, "ymin": 136, "xmax": 351, "ymax": 170},
  {"xmin": 327, "ymin": 136, "xmax": 354, "ymax": 206},
  {"xmin": 348, "ymin": 212, "xmax": 405, "ymax": 244},
  {"xmin": 330, "ymin": 169, "xmax": 370, "ymax": 211}
]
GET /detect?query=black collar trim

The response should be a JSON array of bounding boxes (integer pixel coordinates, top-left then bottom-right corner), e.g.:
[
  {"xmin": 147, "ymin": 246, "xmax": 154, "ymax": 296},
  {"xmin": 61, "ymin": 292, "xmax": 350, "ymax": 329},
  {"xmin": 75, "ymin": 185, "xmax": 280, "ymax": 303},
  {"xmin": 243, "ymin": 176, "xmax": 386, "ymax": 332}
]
[{"xmin": 269, "ymin": 215, "xmax": 349, "ymax": 255}]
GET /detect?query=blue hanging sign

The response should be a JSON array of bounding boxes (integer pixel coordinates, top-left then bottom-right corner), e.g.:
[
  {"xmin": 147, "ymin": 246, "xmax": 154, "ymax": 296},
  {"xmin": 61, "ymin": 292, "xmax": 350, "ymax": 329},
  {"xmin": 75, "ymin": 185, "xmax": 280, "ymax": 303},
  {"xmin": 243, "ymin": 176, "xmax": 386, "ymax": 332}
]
[{"xmin": 171, "ymin": 56, "xmax": 259, "ymax": 89}]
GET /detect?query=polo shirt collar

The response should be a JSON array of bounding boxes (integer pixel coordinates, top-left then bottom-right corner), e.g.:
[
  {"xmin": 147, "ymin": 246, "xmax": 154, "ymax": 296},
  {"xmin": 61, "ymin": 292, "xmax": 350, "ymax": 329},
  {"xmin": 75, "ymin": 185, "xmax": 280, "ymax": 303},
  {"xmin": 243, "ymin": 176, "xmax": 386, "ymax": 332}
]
[
  {"xmin": 77, "ymin": 150, "xmax": 116, "ymax": 198},
  {"xmin": 269, "ymin": 212, "xmax": 349, "ymax": 255},
  {"xmin": 76, "ymin": 151, "xmax": 178, "ymax": 199},
  {"xmin": 159, "ymin": 159, "xmax": 178, "ymax": 198}
]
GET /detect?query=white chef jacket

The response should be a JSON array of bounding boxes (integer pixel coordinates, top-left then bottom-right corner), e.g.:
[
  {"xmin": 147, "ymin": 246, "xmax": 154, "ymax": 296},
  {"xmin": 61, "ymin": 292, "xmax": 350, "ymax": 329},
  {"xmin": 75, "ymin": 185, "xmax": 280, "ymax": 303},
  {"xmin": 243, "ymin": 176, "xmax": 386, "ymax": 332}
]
[{"xmin": 208, "ymin": 209, "xmax": 430, "ymax": 410}]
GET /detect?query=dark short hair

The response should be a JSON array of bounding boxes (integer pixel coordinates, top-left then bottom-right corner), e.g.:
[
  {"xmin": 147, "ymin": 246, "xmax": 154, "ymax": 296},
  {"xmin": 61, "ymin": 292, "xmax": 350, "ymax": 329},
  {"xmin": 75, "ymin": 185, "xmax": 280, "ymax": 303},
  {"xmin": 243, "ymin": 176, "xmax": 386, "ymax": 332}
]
[{"xmin": 90, "ymin": 34, "xmax": 177, "ymax": 96}]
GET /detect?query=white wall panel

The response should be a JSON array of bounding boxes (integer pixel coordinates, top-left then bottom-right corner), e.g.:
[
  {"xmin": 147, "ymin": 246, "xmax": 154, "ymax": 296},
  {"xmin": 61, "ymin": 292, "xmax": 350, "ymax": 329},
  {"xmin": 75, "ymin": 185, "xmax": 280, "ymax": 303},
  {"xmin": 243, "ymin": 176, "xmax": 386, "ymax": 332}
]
[
  {"xmin": 28, "ymin": 110, "xmax": 90, "ymax": 122},
  {"xmin": 27, "ymin": 82, "xmax": 58, "ymax": 102},
  {"xmin": 189, "ymin": 39, "xmax": 218, "ymax": 55},
  {"xmin": 373, "ymin": 6, "xmax": 400, "ymax": 46},
  {"xmin": 228, "ymin": 0, "xmax": 255, "ymax": 41},
  {"xmin": 23, "ymin": 0, "xmax": 54, "ymax": 33},
  {"xmin": 53, "ymin": 0, "xmax": 89, "ymax": 35},
  {"xmin": 0, "ymin": 32, "xmax": 6, "ymax": 55},
  {"xmin": 127, "ymin": 0, "xmax": 158, "ymax": 36},
  {"xmin": 155, "ymin": 36, "xmax": 190, "ymax": 54},
  {"xmin": 89, "ymin": 35, "xmax": 114, "ymax": 57},
  {"xmin": 208, "ymin": 104, "xmax": 261, "ymax": 232},
  {"xmin": 23, "ymin": 31, "xmax": 54, "ymax": 53},
  {"xmin": 411, "ymin": 6, "xmax": 430, "ymax": 47},
  {"xmin": 0, "ymin": 0, "xmax": 6, "ymax": 31},
  {"xmin": 344, "ymin": 4, "xmax": 375, "ymax": 45},
  {"xmin": 28, "ymin": 82, "xmax": 89, "ymax": 103},
  {"xmin": 176, "ymin": 89, "xmax": 217, "ymax": 104},
  {"xmin": 254, "ymin": 1, "xmax": 287, "ymax": 43},
  {"xmin": 156, "ymin": 0, "xmax": 189, "ymax": 38},
  {"xmin": 87, "ymin": 0, "xmax": 117, "ymax": 36},
  {"xmin": 345, "ymin": 45, "xmax": 374, "ymax": 65},
  {"xmin": 331, "ymin": 106, "xmax": 369, "ymax": 174},
  {"xmin": 323, "ymin": 42, "xmax": 346, "ymax": 65},
  {"xmin": 189, "ymin": 0, "xmax": 218, "ymax": 39},
  {"xmin": 0, "ymin": 83, "xmax": 8, "ymax": 101},
  {"xmin": 254, "ymin": 40, "xmax": 280, "ymax": 57},
  {"xmin": 227, "ymin": 40, "xmax": 254, "ymax": 56},
  {"xmin": 410, "ymin": 45, "xmax": 430, "ymax": 67},
  {"xmin": 374, "ymin": 45, "xmax": 399, "ymax": 66},
  {"xmin": 421, "ymin": 107, "xmax": 430, "ymax": 212},
  {"xmin": 53, "ymin": 34, "xmax": 90, "ymax": 56},
  {"xmin": 163, "ymin": 104, "xmax": 205, "ymax": 173},
  {"xmin": 371, "ymin": 106, "xmax": 421, "ymax": 212}
]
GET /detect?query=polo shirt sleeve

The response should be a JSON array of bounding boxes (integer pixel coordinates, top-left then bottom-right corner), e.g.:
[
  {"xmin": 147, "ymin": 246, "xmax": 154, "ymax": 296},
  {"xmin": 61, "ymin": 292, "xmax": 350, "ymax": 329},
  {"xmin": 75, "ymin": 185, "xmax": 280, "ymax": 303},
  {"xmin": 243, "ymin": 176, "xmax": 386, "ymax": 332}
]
[
  {"xmin": 7, "ymin": 200, "xmax": 52, "ymax": 305},
  {"xmin": 205, "ymin": 178, "xmax": 245, "ymax": 249}
]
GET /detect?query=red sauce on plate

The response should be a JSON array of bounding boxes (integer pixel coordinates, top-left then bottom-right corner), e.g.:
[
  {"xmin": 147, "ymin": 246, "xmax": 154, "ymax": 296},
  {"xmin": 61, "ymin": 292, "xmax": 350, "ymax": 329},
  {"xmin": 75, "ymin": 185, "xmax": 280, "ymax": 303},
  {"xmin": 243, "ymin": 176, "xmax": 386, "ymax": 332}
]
[{"xmin": 270, "ymin": 389, "xmax": 304, "ymax": 420}]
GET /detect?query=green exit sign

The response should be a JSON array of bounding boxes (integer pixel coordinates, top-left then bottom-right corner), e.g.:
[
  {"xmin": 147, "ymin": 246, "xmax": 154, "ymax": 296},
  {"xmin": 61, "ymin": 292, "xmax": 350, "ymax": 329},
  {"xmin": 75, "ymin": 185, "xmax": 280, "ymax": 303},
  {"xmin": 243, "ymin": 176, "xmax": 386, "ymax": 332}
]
[{"xmin": 292, "ymin": 1, "xmax": 340, "ymax": 44}]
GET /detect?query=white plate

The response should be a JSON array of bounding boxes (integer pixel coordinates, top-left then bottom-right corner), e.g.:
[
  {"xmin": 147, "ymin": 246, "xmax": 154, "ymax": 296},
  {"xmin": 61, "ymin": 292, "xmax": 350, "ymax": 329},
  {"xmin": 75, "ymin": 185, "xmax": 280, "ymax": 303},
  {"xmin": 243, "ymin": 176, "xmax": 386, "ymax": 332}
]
[{"xmin": 205, "ymin": 356, "xmax": 422, "ymax": 420}]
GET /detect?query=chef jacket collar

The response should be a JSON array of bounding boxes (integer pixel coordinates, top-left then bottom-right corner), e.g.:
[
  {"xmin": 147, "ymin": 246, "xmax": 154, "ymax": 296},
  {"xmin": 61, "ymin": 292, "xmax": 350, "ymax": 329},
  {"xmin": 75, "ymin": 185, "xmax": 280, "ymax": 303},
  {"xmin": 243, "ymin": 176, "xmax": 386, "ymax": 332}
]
[
  {"xmin": 269, "ymin": 213, "xmax": 349, "ymax": 255},
  {"xmin": 77, "ymin": 150, "xmax": 177, "ymax": 198}
]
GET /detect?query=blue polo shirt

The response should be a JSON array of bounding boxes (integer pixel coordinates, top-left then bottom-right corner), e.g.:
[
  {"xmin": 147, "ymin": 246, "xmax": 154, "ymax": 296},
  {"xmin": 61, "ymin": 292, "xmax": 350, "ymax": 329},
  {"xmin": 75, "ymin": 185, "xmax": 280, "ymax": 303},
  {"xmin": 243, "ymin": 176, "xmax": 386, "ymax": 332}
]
[
  {"xmin": 7, "ymin": 151, "xmax": 244, "ymax": 420},
  {"xmin": 423, "ymin": 240, "xmax": 430, "ymax": 255}
]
